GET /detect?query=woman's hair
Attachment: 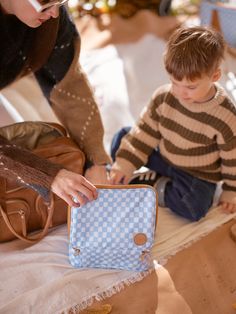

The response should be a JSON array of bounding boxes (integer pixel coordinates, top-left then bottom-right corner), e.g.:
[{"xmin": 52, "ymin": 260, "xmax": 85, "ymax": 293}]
[{"xmin": 164, "ymin": 26, "xmax": 225, "ymax": 81}]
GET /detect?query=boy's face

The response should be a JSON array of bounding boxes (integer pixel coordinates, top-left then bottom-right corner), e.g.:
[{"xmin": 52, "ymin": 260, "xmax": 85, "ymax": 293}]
[{"xmin": 169, "ymin": 69, "xmax": 221, "ymax": 104}]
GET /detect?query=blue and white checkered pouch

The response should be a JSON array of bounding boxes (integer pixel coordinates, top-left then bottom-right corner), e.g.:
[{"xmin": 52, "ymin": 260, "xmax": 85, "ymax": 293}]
[{"xmin": 68, "ymin": 185, "xmax": 158, "ymax": 271}]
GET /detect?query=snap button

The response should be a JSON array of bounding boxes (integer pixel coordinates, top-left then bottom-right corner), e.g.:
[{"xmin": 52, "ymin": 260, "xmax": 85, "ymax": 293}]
[{"xmin": 133, "ymin": 233, "xmax": 147, "ymax": 245}]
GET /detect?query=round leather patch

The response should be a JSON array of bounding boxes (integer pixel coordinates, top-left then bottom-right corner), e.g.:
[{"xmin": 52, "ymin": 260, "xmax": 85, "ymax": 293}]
[{"xmin": 133, "ymin": 233, "xmax": 147, "ymax": 246}]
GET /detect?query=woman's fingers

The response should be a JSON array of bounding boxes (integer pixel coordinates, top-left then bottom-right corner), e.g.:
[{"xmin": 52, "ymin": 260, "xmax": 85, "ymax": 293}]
[
  {"xmin": 51, "ymin": 169, "xmax": 98, "ymax": 206},
  {"xmin": 59, "ymin": 191, "xmax": 76, "ymax": 207},
  {"xmin": 73, "ymin": 176, "xmax": 98, "ymax": 200},
  {"xmin": 70, "ymin": 186, "xmax": 97, "ymax": 206}
]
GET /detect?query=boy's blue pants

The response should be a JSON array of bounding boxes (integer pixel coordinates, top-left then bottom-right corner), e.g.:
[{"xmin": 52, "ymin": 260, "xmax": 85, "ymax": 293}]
[{"xmin": 111, "ymin": 127, "xmax": 216, "ymax": 221}]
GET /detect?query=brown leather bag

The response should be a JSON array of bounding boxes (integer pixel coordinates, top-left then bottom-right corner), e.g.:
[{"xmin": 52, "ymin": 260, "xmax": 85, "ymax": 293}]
[{"xmin": 0, "ymin": 121, "xmax": 85, "ymax": 243}]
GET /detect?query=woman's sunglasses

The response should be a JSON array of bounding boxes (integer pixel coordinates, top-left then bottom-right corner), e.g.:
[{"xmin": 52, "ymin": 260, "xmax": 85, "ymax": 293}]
[{"xmin": 28, "ymin": 0, "xmax": 69, "ymax": 13}]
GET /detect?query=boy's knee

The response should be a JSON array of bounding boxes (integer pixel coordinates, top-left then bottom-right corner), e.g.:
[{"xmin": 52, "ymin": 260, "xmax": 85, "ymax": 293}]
[
  {"xmin": 166, "ymin": 191, "xmax": 211, "ymax": 221},
  {"xmin": 179, "ymin": 180, "xmax": 215, "ymax": 221},
  {"xmin": 187, "ymin": 208, "xmax": 208, "ymax": 221},
  {"xmin": 172, "ymin": 203, "xmax": 208, "ymax": 221},
  {"xmin": 182, "ymin": 198, "xmax": 210, "ymax": 221}
]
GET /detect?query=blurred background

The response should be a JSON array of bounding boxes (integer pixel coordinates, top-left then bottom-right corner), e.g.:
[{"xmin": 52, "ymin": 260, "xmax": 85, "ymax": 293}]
[{"xmin": 1, "ymin": 0, "xmax": 236, "ymax": 151}]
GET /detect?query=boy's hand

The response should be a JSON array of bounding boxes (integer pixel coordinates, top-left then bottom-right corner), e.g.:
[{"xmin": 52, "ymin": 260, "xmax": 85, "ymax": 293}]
[
  {"xmin": 85, "ymin": 165, "xmax": 110, "ymax": 185},
  {"xmin": 220, "ymin": 202, "xmax": 236, "ymax": 214},
  {"xmin": 109, "ymin": 169, "xmax": 130, "ymax": 185}
]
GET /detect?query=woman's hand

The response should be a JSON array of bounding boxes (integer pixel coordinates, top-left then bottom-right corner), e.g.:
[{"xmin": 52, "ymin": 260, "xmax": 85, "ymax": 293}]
[
  {"xmin": 220, "ymin": 202, "xmax": 236, "ymax": 214},
  {"xmin": 51, "ymin": 169, "xmax": 97, "ymax": 206},
  {"xmin": 84, "ymin": 165, "xmax": 110, "ymax": 184}
]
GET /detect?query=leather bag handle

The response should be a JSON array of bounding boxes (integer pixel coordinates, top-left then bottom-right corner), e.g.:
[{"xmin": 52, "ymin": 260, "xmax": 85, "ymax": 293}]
[
  {"xmin": 0, "ymin": 197, "xmax": 55, "ymax": 244},
  {"xmin": 0, "ymin": 176, "xmax": 55, "ymax": 243}
]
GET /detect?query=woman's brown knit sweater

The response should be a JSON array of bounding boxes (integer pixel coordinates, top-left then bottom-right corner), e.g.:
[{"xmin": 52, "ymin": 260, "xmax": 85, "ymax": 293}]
[
  {"xmin": 112, "ymin": 83, "xmax": 236, "ymax": 205},
  {"xmin": 0, "ymin": 7, "xmax": 110, "ymax": 202}
]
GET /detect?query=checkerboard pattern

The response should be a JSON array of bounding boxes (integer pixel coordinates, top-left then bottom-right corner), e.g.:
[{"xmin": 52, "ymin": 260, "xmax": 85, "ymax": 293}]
[{"xmin": 69, "ymin": 186, "xmax": 157, "ymax": 271}]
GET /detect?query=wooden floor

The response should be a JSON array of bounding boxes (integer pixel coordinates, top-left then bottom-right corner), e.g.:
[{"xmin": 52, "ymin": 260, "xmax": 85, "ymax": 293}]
[
  {"xmin": 80, "ymin": 220, "xmax": 236, "ymax": 314},
  {"xmin": 166, "ymin": 219, "xmax": 236, "ymax": 314}
]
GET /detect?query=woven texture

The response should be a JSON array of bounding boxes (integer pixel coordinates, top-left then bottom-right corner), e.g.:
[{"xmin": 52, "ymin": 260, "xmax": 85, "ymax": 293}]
[{"xmin": 69, "ymin": 186, "xmax": 157, "ymax": 271}]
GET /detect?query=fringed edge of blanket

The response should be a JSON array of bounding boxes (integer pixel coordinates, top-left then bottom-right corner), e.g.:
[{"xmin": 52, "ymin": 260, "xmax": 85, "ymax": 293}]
[{"xmin": 63, "ymin": 269, "xmax": 152, "ymax": 314}]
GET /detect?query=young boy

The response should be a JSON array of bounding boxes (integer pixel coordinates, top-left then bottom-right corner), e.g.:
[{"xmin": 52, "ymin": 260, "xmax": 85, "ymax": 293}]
[{"xmin": 110, "ymin": 26, "xmax": 236, "ymax": 221}]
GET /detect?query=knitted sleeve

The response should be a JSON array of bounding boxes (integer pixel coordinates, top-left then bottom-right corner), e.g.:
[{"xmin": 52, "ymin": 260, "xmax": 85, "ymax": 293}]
[
  {"xmin": 34, "ymin": 7, "xmax": 76, "ymax": 99},
  {"xmin": 0, "ymin": 135, "xmax": 62, "ymax": 203},
  {"xmin": 35, "ymin": 7, "xmax": 110, "ymax": 165},
  {"xmin": 112, "ymin": 87, "xmax": 165, "ymax": 176},
  {"xmin": 219, "ymin": 127, "xmax": 236, "ymax": 205}
]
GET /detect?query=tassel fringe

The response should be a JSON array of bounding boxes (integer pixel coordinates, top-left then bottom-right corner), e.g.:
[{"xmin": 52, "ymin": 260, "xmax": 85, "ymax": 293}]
[{"xmin": 63, "ymin": 270, "xmax": 152, "ymax": 313}]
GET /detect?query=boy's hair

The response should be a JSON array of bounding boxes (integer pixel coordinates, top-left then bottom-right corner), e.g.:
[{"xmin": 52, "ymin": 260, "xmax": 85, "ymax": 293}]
[{"xmin": 164, "ymin": 26, "xmax": 225, "ymax": 81}]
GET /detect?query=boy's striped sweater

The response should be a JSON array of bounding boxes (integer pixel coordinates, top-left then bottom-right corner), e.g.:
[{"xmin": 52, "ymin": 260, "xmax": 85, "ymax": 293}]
[{"xmin": 112, "ymin": 84, "xmax": 236, "ymax": 204}]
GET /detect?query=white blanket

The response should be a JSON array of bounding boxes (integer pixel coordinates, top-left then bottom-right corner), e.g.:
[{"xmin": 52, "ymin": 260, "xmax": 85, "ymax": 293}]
[
  {"xmin": 154, "ymin": 206, "xmax": 236, "ymax": 264},
  {"xmin": 0, "ymin": 206, "xmax": 235, "ymax": 313},
  {"xmin": 0, "ymin": 227, "xmax": 150, "ymax": 314}
]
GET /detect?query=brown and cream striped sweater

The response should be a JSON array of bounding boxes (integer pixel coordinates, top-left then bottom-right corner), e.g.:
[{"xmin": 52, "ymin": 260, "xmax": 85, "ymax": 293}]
[{"xmin": 112, "ymin": 83, "xmax": 236, "ymax": 205}]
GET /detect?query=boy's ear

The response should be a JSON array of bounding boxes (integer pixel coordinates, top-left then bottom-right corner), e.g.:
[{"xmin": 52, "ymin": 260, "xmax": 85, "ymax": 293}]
[{"xmin": 212, "ymin": 68, "xmax": 221, "ymax": 82}]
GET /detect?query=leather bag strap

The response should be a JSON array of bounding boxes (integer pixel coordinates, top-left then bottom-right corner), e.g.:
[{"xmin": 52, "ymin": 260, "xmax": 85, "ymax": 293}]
[{"xmin": 0, "ymin": 187, "xmax": 55, "ymax": 243}]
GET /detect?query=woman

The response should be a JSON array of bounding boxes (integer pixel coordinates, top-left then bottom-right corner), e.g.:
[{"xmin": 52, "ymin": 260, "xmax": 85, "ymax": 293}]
[{"xmin": 0, "ymin": 0, "xmax": 111, "ymax": 206}]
